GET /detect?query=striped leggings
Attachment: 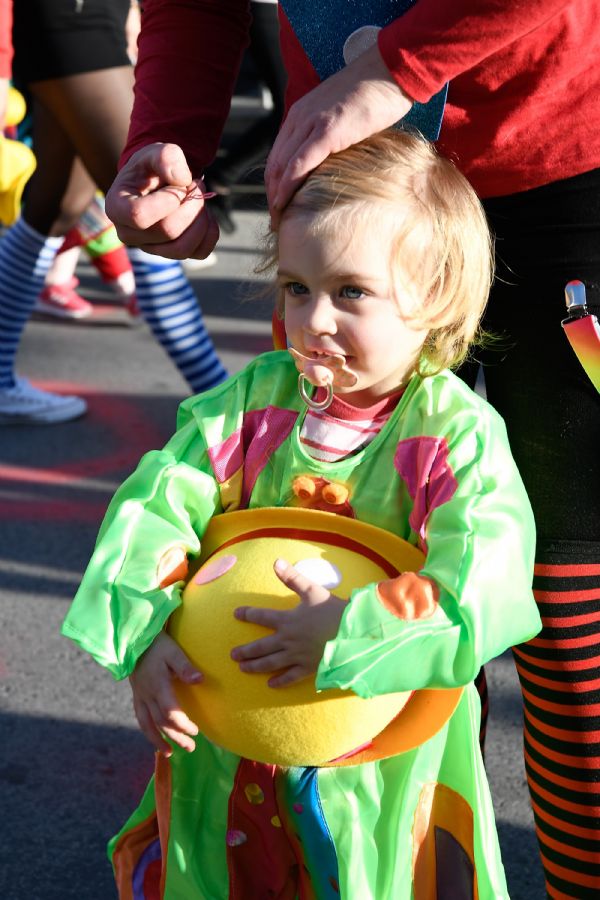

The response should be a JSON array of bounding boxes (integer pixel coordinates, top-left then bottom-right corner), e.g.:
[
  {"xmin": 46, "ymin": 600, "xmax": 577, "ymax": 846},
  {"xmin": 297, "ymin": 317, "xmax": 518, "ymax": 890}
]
[
  {"xmin": 463, "ymin": 168, "xmax": 600, "ymax": 897},
  {"xmin": 514, "ymin": 549, "xmax": 600, "ymax": 898},
  {"xmin": 0, "ymin": 218, "xmax": 227, "ymax": 395}
]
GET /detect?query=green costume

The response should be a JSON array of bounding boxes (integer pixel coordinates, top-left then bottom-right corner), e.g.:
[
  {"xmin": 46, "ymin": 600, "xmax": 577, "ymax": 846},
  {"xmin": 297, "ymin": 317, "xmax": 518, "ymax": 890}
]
[{"xmin": 63, "ymin": 351, "xmax": 541, "ymax": 899}]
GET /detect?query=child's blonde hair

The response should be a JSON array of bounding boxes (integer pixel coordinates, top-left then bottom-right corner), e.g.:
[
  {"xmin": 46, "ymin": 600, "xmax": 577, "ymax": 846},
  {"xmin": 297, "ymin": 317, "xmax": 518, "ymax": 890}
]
[{"xmin": 262, "ymin": 129, "xmax": 493, "ymax": 373}]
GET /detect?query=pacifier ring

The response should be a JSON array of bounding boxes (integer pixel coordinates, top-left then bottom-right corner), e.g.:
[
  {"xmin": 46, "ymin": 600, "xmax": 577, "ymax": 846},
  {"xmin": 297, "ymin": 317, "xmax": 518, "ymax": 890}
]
[{"xmin": 298, "ymin": 374, "xmax": 333, "ymax": 411}]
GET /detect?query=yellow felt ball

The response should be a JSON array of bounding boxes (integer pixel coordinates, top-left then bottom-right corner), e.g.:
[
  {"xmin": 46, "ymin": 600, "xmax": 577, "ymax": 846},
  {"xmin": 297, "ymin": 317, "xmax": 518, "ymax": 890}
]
[
  {"xmin": 0, "ymin": 137, "xmax": 36, "ymax": 226},
  {"xmin": 168, "ymin": 508, "xmax": 425, "ymax": 767},
  {"xmin": 6, "ymin": 87, "xmax": 27, "ymax": 127}
]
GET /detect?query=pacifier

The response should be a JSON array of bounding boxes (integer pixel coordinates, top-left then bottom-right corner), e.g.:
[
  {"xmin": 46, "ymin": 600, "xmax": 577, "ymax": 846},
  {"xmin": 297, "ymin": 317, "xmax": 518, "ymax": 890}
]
[{"xmin": 288, "ymin": 348, "xmax": 358, "ymax": 411}]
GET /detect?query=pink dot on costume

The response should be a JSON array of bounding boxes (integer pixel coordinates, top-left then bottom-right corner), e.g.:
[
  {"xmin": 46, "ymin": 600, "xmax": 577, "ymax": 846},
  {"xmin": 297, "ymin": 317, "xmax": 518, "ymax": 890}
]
[
  {"xmin": 193, "ymin": 554, "xmax": 237, "ymax": 585},
  {"xmin": 226, "ymin": 829, "xmax": 247, "ymax": 847}
]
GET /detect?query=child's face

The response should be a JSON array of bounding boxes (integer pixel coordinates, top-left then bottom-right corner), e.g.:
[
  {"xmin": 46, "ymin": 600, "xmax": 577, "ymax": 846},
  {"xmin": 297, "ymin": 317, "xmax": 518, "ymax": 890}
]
[{"xmin": 279, "ymin": 213, "xmax": 429, "ymax": 408}]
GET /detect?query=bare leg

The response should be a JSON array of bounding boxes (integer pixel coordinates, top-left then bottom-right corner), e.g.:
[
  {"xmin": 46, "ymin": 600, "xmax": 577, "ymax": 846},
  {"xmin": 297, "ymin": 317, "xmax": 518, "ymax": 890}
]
[
  {"xmin": 21, "ymin": 98, "xmax": 80, "ymax": 235},
  {"xmin": 28, "ymin": 67, "xmax": 134, "ymax": 196},
  {"xmin": 52, "ymin": 158, "xmax": 99, "ymax": 236},
  {"xmin": 18, "ymin": 68, "xmax": 226, "ymax": 396}
]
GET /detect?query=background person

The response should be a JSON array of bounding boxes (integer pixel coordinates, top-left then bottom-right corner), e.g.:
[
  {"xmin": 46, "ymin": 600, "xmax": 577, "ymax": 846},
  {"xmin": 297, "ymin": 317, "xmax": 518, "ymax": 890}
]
[{"xmin": 0, "ymin": 0, "xmax": 227, "ymax": 425}]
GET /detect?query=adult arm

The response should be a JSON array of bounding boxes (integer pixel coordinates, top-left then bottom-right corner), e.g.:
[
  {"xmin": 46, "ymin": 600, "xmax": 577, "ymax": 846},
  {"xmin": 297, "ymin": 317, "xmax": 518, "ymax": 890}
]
[
  {"xmin": 105, "ymin": 0, "xmax": 251, "ymax": 258},
  {"xmin": 122, "ymin": 0, "xmax": 251, "ymax": 173},
  {"xmin": 378, "ymin": 0, "xmax": 572, "ymax": 103}
]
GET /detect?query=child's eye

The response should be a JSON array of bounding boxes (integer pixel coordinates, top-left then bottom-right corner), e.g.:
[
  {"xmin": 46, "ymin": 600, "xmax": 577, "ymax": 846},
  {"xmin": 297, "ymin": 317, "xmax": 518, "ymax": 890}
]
[
  {"xmin": 340, "ymin": 285, "xmax": 364, "ymax": 300},
  {"xmin": 285, "ymin": 281, "xmax": 309, "ymax": 296}
]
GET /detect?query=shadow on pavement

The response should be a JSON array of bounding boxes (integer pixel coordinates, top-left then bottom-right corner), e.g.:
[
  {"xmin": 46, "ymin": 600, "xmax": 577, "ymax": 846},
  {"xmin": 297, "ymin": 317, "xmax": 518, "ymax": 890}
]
[
  {"xmin": 0, "ymin": 713, "xmax": 153, "ymax": 900},
  {"xmin": 0, "ymin": 708, "xmax": 543, "ymax": 900},
  {"xmin": 0, "ymin": 606, "xmax": 545, "ymax": 900}
]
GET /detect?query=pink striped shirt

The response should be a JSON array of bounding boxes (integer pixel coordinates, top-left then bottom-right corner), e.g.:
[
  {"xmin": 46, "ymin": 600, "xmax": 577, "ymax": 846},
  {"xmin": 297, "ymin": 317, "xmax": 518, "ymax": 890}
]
[{"xmin": 300, "ymin": 388, "xmax": 404, "ymax": 462}]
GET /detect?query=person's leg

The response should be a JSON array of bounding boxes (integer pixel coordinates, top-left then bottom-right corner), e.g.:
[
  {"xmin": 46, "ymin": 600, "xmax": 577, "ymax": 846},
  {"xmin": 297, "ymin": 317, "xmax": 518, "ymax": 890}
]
[
  {"xmin": 0, "ymin": 98, "xmax": 87, "ymax": 422},
  {"xmin": 28, "ymin": 68, "xmax": 135, "ymax": 198},
  {"xmin": 52, "ymin": 157, "xmax": 99, "ymax": 234},
  {"xmin": 476, "ymin": 170, "xmax": 600, "ymax": 897},
  {"xmin": 36, "ymin": 158, "xmax": 99, "ymax": 319},
  {"xmin": 38, "ymin": 167, "xmax": 137, "ymax": 318},
  {"xmin": 128, "ymin": 249, "xmax": 227, "ymax": 393},
  {"xmin": 76, "ymin": 195, "xmax": 136, "ymax": 303},
  {"xmin": 29, "ymin": 70, "xmax": 226, "ymax": 395}
]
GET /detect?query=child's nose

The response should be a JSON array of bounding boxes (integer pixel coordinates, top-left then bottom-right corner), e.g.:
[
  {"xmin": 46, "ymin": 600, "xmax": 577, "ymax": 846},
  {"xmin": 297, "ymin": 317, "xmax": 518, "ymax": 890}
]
[{"xmin": 305, "ymin": 296, "xmax": 336, "ymax": 334}]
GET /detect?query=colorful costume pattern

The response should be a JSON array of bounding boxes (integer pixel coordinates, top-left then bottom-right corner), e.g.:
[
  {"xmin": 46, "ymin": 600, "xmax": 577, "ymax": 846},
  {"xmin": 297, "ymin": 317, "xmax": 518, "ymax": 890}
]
[{"xmin": 63, "ymin": 352, "xmax": 541, "ymax": 899}]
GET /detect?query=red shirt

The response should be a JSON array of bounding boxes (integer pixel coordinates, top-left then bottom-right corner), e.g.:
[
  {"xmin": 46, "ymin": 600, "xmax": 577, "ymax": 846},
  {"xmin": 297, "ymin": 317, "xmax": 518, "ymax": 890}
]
[
  {"xmin": 123, "ymin": 0, "xmax": 600, "ymax": 198},
  {"xmin": 0, "ymin": 0, "xmax": 13, "ymax": 79}
]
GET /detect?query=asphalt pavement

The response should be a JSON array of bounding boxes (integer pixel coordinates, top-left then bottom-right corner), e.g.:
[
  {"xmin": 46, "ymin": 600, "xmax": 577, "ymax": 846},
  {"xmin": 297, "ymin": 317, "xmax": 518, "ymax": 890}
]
[{"xmin": 0, "ymin": 206, "xmax": 547, "ymax": 899}]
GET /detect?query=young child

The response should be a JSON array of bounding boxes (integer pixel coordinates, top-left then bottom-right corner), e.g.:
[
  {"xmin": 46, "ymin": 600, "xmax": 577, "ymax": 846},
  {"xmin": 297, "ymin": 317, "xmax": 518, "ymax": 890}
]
[{"xmin": 62, "ymin": 130, "xmax": 541, "ymax": 899}]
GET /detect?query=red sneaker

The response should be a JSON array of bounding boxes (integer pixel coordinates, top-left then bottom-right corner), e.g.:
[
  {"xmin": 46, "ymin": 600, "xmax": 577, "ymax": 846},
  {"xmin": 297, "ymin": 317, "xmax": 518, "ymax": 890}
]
[
  {"xmin": 126, "ymin": 293, "xmax": 141, "ymax": 318},
  {"xmin": 35, "ymin": 277, "xmax": 93, "ymax": 319}
]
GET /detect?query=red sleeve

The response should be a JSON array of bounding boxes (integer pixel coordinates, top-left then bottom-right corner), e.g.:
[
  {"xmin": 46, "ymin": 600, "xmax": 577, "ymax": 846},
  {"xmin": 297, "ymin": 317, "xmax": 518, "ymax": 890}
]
[
  {"xmin": 0, "ymin": 0, "xmax": 13, "ymax": 79},
  {"xmin": 121, "ymin": 0, "xmax": 251, "ymax": 175},
  {"xmin": 378, "ymin": 0, "xmax": 572, "ymax": 102}
]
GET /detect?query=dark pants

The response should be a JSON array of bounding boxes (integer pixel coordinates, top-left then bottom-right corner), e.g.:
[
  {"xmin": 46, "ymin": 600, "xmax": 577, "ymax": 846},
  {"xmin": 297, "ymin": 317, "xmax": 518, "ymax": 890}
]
[
  {"xmin": 460, "ymin": 168, "xmax": 600, "ymax": 898},
  {"xmin": 207, "ymin": 0, "xmax": 287, "ymax": 188}
]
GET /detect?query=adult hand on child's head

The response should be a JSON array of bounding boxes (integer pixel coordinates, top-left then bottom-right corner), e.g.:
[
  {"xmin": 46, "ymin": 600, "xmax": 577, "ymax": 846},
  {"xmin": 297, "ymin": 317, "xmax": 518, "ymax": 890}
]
[
  {"xmin": 265, "ymin": 41, "xmax": 413, "ymax": 225},
  {"xmin": 231, "ymin": 559, "xmax": 347, "ymax": 688},
  {"xmin": 105, "ymin": 142, "xmax": 219, "ymax": 260},
  {"xmin": 129, "ymin": 629, "xmax": 202, "ymax": 756}
]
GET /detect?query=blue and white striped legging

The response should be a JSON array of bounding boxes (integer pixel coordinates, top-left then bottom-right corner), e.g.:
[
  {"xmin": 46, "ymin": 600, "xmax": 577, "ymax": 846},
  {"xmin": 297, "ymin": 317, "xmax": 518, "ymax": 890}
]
[{"xmin": 0, "ymin": 217, "xmax": 227, "ymax": 395}]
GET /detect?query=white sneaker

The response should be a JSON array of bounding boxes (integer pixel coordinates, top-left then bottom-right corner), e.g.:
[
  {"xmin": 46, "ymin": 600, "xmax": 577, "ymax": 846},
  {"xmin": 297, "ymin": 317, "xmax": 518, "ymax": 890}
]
[{"xmin": 0, "ymin": 377, "xmax": 87, "ymax": 424}]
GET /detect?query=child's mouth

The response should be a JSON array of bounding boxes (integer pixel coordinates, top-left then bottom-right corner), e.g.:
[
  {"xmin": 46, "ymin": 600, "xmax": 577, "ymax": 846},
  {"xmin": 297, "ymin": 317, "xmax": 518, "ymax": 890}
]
[{"xmin": 288, "ymin": 348, "xmax": 358, "ymax": 389}]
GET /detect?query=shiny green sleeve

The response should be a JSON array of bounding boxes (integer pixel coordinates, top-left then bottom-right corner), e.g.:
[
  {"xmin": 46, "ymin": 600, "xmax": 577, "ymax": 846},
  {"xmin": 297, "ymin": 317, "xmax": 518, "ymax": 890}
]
[
  {"xmin": 317, "ymin": 400, "xmax": 542, "ymax": 698},
  {"xmin": 61, "ymin": 419, "xmax": 221, "ymax": 680}
]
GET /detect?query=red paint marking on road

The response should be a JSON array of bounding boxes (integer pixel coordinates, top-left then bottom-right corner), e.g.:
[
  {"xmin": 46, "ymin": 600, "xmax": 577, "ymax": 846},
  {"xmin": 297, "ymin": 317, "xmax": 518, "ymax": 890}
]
[
  {"xmin": 0, "ymin": 498, "xmax": 109, "ymax": 522},
  {"xmin": 0, "ymin": 381, "xmax": 173, "ymax": 522},
  {"xmin": 0, "ymin": 463, "xmax": 94, "ymax": 486}
]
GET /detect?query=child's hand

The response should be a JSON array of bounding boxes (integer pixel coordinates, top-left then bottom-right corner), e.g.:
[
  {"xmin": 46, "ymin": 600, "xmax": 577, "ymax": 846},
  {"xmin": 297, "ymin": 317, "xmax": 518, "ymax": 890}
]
[
  {"xmin": 231, "ymin": 558, "xmax": 347, "ymax": 688},
  {"xmin": 129, "ymin": 630, "xmax": 203, "ymax": 756}
]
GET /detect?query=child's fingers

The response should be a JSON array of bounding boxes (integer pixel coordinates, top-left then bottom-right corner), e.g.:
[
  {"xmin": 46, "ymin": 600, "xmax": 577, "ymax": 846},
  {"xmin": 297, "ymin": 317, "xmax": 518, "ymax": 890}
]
[
  {"xmin": 237, "ymin": 650, "xmax": 291, "ymax": 675},
  {"xmin": 273, "ymin": 558, "xmax": 331, "ymax": 604},
  {"xmin": 164, "ymin": 707, "xmax": 199, "ymax": 739},
  {"xmin": 150, "ymin": 700, "xmax": 198, "ymax": 753},
  {"xmin": 234, "ymin": 605, "xmax": 284, "ymax": 629},
  {"xmin": 134, "ymin": 700, "xmax": 173, "ymax": 755},
  {"xmin": 159, "ymin": 725, "xmax": 196, "ymax": 755},
  {"xmin": 268, "ymin": 665, "xmax": 308, "ymax": 689},
  {"xmin": 165, "ymin": 641, "xmax": 203, "ymax": 685},
  {"xmin": 230, "ymin": 632, "xmax": 280, "ymax": 661},
  {"xmin": 154, "ymin": 690, "xmax": 199, "ymax": 738}
]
